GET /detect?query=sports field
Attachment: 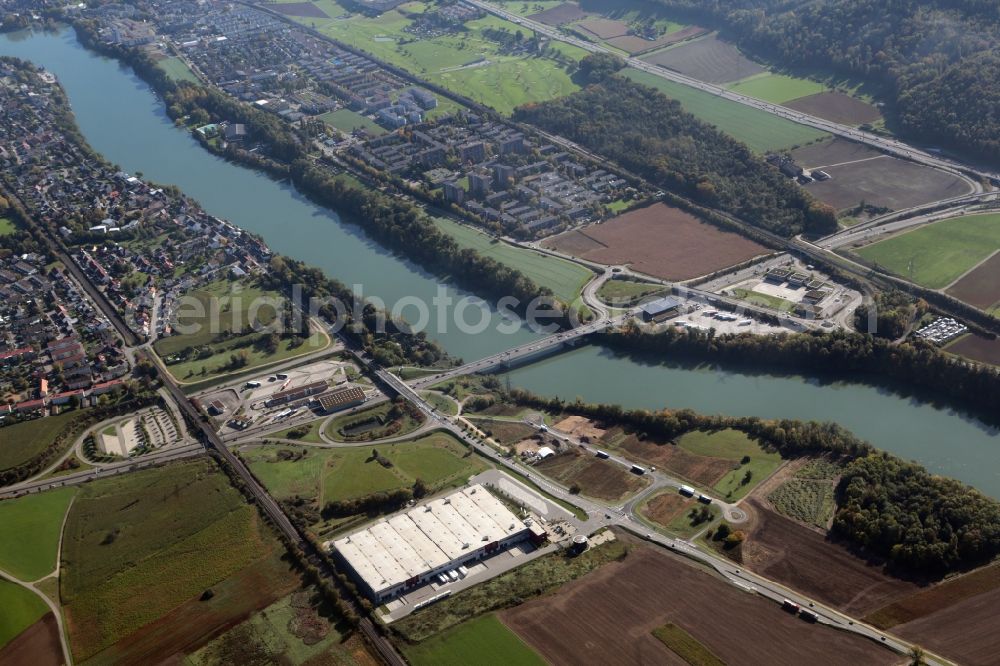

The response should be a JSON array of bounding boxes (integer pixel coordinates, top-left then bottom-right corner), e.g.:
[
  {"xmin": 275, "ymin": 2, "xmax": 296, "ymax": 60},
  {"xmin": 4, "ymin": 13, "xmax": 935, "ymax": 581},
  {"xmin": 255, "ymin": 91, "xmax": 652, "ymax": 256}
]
[
  {"xmin": 0, "ymin": 487, "xmax": 76, "ymax": 581},
  {"xmin": 623, "ymin": 68, "xmax": 830, "ymax": 152},
  {"xmin": 0, "ymin": 580, "xmax": 49, "ymax": 650},
  {"xmin": 854, "ymin": 213, "xmax": 1000, "ymax": 289},
  {"xmin": 157, "ymin": 56, "xmax": 199, "ymax": 84},
  {"xmin": 318, "ymin": 108, "xmax": 384, "ymax": 135},
  {"xmin": 60, "ymin": 459, "xmax": 296, "ymax": 661},
  {"xmin": 243, "ymin": 431, "xmax": 487, "ymax": 505},
  {"xmin": 433, "ymin": 217, "xmax": 593, "ymax": 304},
  {"xmin": 0, "ymin": 410, "xmax": 87, "ymax": 474},
  {"xmin": 291, "ymin": 1, "xmax": 584, "ymax": 114},
  {"xmin": 404, "ymin": 613, "xmax": 545, "ymax": 666},
  {"xmin": 727, "ymin": 72, "xmax": 827, "ymax": 104}
]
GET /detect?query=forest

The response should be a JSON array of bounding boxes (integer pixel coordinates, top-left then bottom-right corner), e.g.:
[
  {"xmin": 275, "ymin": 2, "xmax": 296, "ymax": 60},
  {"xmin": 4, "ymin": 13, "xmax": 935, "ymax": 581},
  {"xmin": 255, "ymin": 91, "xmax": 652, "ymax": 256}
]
[
  {"xmin": 506, "ymin": 387, "xmax": 1000, "ymax": 575},
  {"xmin": 647, "ymin": 0, "xmax": 1000, "ymax": 163},
  {"xmin": 514, "ymin": 70, "xmax": 836, "ymax": 237}
]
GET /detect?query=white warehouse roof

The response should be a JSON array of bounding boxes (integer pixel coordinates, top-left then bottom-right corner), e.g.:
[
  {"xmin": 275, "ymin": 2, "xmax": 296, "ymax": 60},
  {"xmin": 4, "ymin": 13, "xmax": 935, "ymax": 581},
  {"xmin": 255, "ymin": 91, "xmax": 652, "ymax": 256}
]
[{"xmin": 332, "ymin": 484, "xmax": 527, "ymax": 597}]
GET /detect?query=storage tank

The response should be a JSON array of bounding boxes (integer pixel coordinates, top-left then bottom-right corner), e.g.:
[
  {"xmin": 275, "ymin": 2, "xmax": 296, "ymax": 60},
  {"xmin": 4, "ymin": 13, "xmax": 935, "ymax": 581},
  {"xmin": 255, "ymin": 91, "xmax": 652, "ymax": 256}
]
[{"xmin": 571, "ymin": 534, "xmax": 589, "ymax": 554}]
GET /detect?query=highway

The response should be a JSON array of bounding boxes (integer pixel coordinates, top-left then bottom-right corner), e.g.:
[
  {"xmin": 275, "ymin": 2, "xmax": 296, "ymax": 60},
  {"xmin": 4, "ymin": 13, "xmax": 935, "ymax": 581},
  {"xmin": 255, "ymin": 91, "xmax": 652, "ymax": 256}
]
[{"xmin": 465, "ymin": 0, "xmax": 999, "ymax": 187}]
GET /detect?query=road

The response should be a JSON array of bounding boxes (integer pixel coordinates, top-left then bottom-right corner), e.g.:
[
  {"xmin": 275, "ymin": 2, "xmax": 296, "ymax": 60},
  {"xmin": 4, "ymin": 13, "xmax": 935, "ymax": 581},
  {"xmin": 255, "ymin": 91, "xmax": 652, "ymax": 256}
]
[{"xmin": 465, "ymin": 0, "xmax": 998, "ymax": 187}]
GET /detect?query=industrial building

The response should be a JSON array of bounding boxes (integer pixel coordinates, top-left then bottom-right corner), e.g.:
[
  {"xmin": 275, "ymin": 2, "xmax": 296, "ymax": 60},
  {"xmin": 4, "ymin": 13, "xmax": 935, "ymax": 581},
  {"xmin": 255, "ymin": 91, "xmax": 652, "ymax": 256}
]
[
  {"xmin": 640, "ymin": 295, "xmax": 683, "ymax": 322},
  {"xmin": 317, "ymin": 386, "xmax": 366, "ymax": 413},
  {"xmin": 265, "ymin": 380, "xmax": 327, "ymax": 407},
  {"xmin": 331, "ymin": 484, "xmax": 545, "ymax": 603}
]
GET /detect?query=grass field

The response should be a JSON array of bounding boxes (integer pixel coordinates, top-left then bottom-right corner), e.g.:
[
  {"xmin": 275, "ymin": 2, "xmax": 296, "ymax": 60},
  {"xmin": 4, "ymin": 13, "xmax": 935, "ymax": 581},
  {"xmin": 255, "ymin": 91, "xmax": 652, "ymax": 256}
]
[
  {"xmin": 0, "ymin": 216, "xmax": 16, "ymax": 236},
  {"xmin": 854, "ymin": 213, "xmax": 1000, "ymax": 288},
  {"xmin": 0, "ymin": 487, "xmax": 76, "ymax": 581},
  {"xmin": 730, "ymin": 287, "xmax": 796, "ymax": 313},
  {"xmin": 297, "ymin": 1, "xmax": 583, "ymax": 115},
  {"xmin": 652, "ymin": 622, "xmax": 725, "ymax": 666},
  {"xmin": 676, "ymin": 429, "xmax": 781, "ymax": 501},
  {"xmin": 420, "ymin": 391, "xmax": 459, "ymax": 415},
  {"xmin": 318, "ymin": 108, "xmax": 385, "ymax": 135},
  {"xmin": 271, "ymin": 419, "xmax": 326, "ymax": 443},
  {"xmin": 326, "ymin": 400, "xmax": 424, "ymax": 442},
  {"xmin": 432, "ymin": 217, "xmax": 593, "ymax": 304},
  {"xmin": 157, "ymin": 56, "xmax": 199, "ymax": 84},
  {"xmin": 153, "ymin": 278, "xmax": 329, "ymax": 382},
  {"xmin": 0, "ymin": 410, "xmax": 87, "ymax": 474},
  {"xmin": 727, "ymin": 72, "xmax": 827, "ymax": 104},
  {"xmin": 404, "ymin": 614, "xmax": 545, "ymax": 666},
  {"xmin": 623, "ymin": 68, "xmax": 830, "ymax": 152},
  {"xmin": 60, "ymin": 459, "xmax": 290, "ymax": 660},
  {"xmin": 0, "ymin": 580, "xmax": 49, "ymax": 650},
  {"xmin": 596, "ymin": 279, "xmax": 667, "ymax": 306},
  {"xmin": 244, "ymin": 431, "xmax": 486, "ymax": 506}
]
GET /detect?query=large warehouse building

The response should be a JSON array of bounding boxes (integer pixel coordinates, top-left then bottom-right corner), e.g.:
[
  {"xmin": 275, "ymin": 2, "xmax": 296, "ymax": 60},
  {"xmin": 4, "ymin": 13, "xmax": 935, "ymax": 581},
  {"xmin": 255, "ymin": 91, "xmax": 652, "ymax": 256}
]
[{"xmin": 331, "ymin": 484, "xmax": 544, "ymax": 603}]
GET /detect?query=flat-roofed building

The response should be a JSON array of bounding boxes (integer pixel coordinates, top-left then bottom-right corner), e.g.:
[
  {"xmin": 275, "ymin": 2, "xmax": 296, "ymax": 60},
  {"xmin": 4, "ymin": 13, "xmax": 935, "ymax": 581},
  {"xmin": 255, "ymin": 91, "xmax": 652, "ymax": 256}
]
[
  {"xmin": 330, "ymin": 484, "xmax": 538, "ymax": 603},
  {"xmin": 317, "ymin": 386, "xmax": 366, "ymax": 413}
]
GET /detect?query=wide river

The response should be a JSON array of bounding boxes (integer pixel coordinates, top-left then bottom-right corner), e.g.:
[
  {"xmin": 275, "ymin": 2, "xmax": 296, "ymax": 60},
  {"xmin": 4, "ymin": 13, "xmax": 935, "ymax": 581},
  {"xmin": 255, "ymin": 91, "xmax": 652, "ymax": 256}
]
[{"xmin": 3, "ymin": 27, "xmax": 998, "ymax": 495}]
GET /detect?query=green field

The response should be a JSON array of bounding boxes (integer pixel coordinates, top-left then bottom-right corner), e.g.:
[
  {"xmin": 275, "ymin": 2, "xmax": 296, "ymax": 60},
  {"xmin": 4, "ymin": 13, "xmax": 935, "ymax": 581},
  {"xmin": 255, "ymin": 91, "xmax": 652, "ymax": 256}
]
[
  {"xmin": 420, "ymin": 390, "xmax": 459, "ymax": 415},
  {"xmin": 0, "ymin": 579, "xmax": 49, "ymax": 650},
  {"xmin": 0, "ymin": 410, "xmax": 87, "ymax": 473},
  {"xmin": 0, "ymin": 487, "xmax": 76, "ymax": 581},
  {"xmin": 318, "ymin": 108, "xmax": 385, "ymax": 135},
  {"xmin": 404, "ymin": 614, "xmax": 545, "ymax": 666},
  {"xmin": 60, "ymin": 459, "xmax": 289, "ymax": 660},
  {"xmin": 623, "ymin": 68, "xmax": 830, "ymax": 152},
  {"xmin": 326, "ymin": 400, "xmax": 424, "ymax": 442},
  {"xmin": 727, "ymin": 72, "xmax": 827, "ymax": 104},
  {"xmin": 730, "ymin": 287, "xmax": 796, "ymax": 312},
  {"xmin": 0, "ymin": 216, "xmax": 16, "ymax": 236},
  {"xmin": 157, "ymin": 56, "xmax": 199, "ymax": 84},
  {"xmin": 677, "ymin": 429, "xmax": 782, "ymax": 500},
  {"xmin": 272, "ymin": 419, "xmax": 327, "ymax": 443},
  {"xmin": 153, "ymin": 279, "xmax": 330, "ymax": 382},
  {"xmin": 596, "ymin": 279, "xmax": 667, "ymax": 306},
  {"xmin": 433, "ymin": 217, "xmax": 593, "ymax": 304},
  {"xmin": 294, "ymin": 1, "xmax": 583, "ymax": 115},
  {"xmin": 652, "ymin": 623, "xmax": 724, "ymax": 666},
  {"xmin": 243, "ymin": 431, "xmax": 487, "ymax": 506},
  {"xmin": 854, "ymin": 213, "xmax": 1000, "ymax": 288}
]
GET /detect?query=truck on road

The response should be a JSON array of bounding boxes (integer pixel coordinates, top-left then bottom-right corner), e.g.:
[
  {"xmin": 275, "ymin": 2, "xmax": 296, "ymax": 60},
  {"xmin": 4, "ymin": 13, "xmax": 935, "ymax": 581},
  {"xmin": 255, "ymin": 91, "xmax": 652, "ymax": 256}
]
[
  {"xmin": 630, "ymin": 464, "xmax": 646, "ymax": 475},
  {"xmin": 679, "ymin": 485, "xmax": 695, "ymax": 497}
]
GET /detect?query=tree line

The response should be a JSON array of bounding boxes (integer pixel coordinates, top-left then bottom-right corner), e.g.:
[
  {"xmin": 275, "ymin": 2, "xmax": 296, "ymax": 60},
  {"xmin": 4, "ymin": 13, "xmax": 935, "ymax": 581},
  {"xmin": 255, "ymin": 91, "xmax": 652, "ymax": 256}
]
[
  {"xmin": 646, "ymin": 0, "xmax": 1000, "ymax": 164},
  {"xmin": 513, "ymin": 65, "xmax": 837, "ymax": 237}
]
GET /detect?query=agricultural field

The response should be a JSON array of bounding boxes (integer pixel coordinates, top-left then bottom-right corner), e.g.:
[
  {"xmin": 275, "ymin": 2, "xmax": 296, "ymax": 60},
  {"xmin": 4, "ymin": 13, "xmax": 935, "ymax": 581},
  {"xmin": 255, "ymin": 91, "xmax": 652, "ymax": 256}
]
[
  {"xmin": 156, "ymin": 56, "xmax": 199, "ymax": 84},
  {"xmin": 784, "ymin": 91, "xmax": 882, "ymax": 126},
  {"xmin": 289, "ymin": 0, "xmax": 585, "ymax": 115},
  {"xmin": 432, "ymin": 217, "xmax": 593, "ymax": 304},
  {"xmin": 243, "ymin": 432, "xmax": 486, "ymax": 506},
  {"xmin": 596, "ymin": 278, "xmax": 667, "ymax": 306},
  {"xmin": 526, "ymin": 2, "xmax": 586, "ymax": 26},
  {"xmin": 501, "ymin": 545, "xmax": 894, "ymax": 666},
  {"xmin": 0, "ymin": 216, "xmax": 16, "ymax": 235},
  {"xmin": 153, "ymin": 278, "xmax": 330, "ymax": 382},
  {"xmin": 535, "ymin": 449, "xmax": 649, "ymax": 501},
  {"xmin": 186, "ymin": 589, "xmax": 371, "ymax": 665},
  {"xmin": 853, "ymin": 213, "xmax": 1000, "ymax": 289},
  {"xmin": 623, "ymin": 69, "xmax": 830, "ymax": 152},
  {"xmin": 0, "ymin": 613, "xmax": 62, "ymax": 666},
  {"xmin": 318, "ymin": 108, "xmax": 386, "ymax": 135},
  {"xmin": 652, "ymin": 623, "xmax": 724, "ymax": 666},
  {"xmin": 60, "ymin": 459, "xmax": 299, "ymax": 662},
  {"xmin": 0, "ymin": 409, "xmax": 87, "ymax": 474},
  {"xmin": 542, "ymin": 203, "xmax": 770, "ymax": 281},
  {"xmin": 946, "ymin": 251, "xmax": 1000, "ymax": 311},
  {"xmin": 946, "ymin": 334, "xmax": 1000, "ymax": 367},
  {"xmin": 640, "ymin": 491, "xmax": 719, "ymax": 538},
  {"xmin": 326, "ymin": 400, "xmax": 424, "ymax": 442},
  {"xmin": 403, "ymin": 613, "xmax": 545, "ymax": 666},
  {"xmin": 739, "ymin": 498, "xmax": 918, "ymax": 616},
  {"xmin": 0, "ymin": 487, "xmax": 76, "ymax": 581},
  {"xmin": 0, "ymin": 580, "xmax": 49, "ymax": 650},
  {"xmin": 727, "ymin": 72, "xmax": 827, "ymax": 104},
  {"xmin": 642, "ymin": 34, "xmax": 766, "ymax": 84}
]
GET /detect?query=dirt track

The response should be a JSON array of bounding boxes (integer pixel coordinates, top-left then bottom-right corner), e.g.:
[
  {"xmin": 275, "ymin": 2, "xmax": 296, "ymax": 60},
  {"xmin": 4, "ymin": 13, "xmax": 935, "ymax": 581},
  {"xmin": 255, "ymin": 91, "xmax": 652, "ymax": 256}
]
[
  {"xmin": 741, "ymin": 499, "xmax": 919, "ymax": 616},
  {"xmin": 543, "ymin": 203, "xmax": 769, "ymax": 280},
  {"xmin": 501, "ymin": 546, "xmax": 896, "ymax": 666}
]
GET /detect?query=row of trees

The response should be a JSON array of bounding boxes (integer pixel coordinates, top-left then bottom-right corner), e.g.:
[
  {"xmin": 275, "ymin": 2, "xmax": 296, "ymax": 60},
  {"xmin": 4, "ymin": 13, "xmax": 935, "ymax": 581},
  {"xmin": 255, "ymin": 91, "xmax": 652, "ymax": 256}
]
[
  {"xmin": 598, "ymin": 324, "xmax": 1000, "ymax": 425},
  {"xmin": 648, "ymin": 0, "xmax": 1000, "ymax": 163},
  {"xmin": 513, "ymin": 65, "xmax": 837, "ymax": 236}
]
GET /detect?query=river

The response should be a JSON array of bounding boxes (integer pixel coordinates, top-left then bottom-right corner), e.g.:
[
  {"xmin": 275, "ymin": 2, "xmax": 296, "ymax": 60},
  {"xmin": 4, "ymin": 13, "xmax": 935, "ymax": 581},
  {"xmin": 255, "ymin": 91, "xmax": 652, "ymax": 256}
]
[{"xmin": 3, "ymin": 27, "xmax": 998, "ymax": 496}]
